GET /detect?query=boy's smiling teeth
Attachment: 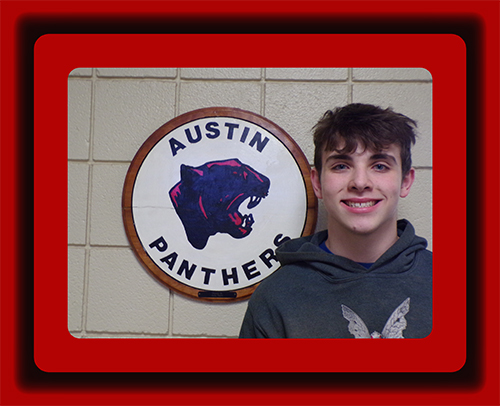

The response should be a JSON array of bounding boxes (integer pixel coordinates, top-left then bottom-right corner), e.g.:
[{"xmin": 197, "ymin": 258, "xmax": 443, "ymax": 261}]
[{"xmin": 344, "ymin": 200, "xmax": 378, "ymax": 208}]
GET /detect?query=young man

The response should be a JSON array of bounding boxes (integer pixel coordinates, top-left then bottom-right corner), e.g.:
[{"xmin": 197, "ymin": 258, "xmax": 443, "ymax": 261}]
[{"xmin": 239, "ymin": 103, "xmax": 432, "ymax": 339}]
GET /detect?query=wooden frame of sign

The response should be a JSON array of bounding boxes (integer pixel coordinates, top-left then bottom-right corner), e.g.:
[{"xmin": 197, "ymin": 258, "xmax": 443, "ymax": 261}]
[{"xmin": 122, "ymin": 107, "xmax": 317, "ymax": 302}]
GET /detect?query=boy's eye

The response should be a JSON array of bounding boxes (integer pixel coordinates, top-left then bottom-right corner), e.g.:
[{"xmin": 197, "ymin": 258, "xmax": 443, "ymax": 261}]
[
  {"xmin": 374, "ymin": 163, "xmax": 389, "ymax": 171},
  {"xmin": 332, "ymin": 163, "xmax": 348, "ymax": 171}
]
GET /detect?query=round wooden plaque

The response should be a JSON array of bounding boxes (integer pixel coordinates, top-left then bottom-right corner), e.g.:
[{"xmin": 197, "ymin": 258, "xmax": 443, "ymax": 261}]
[{"xmin": 122, "ymin": 107, "xmax": 317, "ymax": 302}]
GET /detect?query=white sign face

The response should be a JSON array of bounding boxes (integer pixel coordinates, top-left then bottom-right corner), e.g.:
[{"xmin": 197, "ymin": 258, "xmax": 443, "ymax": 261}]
[{"xmin": 123, "ymin": 108, "xmax": 316, "ymax": 301}]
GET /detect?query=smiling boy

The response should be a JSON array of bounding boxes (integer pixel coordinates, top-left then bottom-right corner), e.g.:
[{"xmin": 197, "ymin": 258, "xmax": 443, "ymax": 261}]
[{"xmin": 239, "ymin": 103, "xmax": 432, "ymax": 339}]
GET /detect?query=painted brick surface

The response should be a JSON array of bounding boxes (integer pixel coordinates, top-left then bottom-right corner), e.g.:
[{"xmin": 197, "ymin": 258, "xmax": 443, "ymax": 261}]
[
  {"xmin": 68, "ymin": 247, "xmax": 86, "ymax": 332},
  {"xmin": 179, "ymin": 81, "xmax": 261, "ymax": 114},
  {"xmin": 69, "ymin": 68, "xmax": 93, "ymax": 77},
  {"xmin": 85, "ymin": 248, "xmax": 170, "ymax": 334},
  {"xmin": 97, "ymin": 68, "xmax": 177, "ymax": 78},
  {"xmin": 399, "ymin": 169, "xmax": 433, "ymax": 250},
  {"xmin": 68, "ymin": 162, "xmax": 89, "ymax": 245},
  {"xmin": 266, "ymin": 68, "xmax": 348, "ymax": 81},
  {"xmin": 68, "ymin": 68, "xmax": 433, "ymax": 338},
  {"xmin": 352, "ymin": 68, "xmax": 432, "ymax": 81},
  {"xmin": 181, "ymin": 68, "xmax": 262, "ymax": 80},
  {"xmin": 172, "ymin": 295, "xmax": 248, "ymax": 337},
  {"xmin": 93, "ymin": 80, "xmax": 176, "ymax": 162},
  {"xmin": 90, "ymin": 163, "xmax": 130, "ymax": 246},
  {"xmin": 68, "ymin": 80, "xmax": 92, "ymax": 160},
  {"xmin": 265, "ymin": 82, "xmax": 348, "ymax": 162}
]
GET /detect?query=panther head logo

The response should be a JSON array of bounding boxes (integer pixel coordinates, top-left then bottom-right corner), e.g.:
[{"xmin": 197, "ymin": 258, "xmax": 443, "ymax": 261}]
[{"xmin": 169, "ymin": 158, "xmax": 271, "ymax": 250}]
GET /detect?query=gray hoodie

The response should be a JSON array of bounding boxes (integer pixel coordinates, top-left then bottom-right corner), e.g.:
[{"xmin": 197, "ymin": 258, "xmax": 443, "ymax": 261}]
[{"xmin": 239, "ymin": 219, "xmax": 432, "ymax": 338}]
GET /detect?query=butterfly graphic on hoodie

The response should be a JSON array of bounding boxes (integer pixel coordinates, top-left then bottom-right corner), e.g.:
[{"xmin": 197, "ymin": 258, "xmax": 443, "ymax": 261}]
[{"xmin": 341, "ymin": 297, "xmax": 410, "ymax": 338}]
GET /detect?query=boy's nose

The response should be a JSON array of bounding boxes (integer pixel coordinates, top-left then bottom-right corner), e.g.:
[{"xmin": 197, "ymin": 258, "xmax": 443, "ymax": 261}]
[{"xmin": 348, "ymin": 169, "xmax": 372, "ymax": 191}]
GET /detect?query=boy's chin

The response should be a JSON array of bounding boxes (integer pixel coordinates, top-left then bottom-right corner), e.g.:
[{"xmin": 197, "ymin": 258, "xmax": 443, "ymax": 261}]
[{"xmin": 341, "ymin": 220, "xmax": 388, "ymax": 236}]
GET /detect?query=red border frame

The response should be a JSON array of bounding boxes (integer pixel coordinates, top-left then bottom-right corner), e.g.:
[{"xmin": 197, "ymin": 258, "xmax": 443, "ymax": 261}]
[
  {"xmin": 2, "ymin": 1, "xmax": 499, "ymax": 405},
  {"xmin": 36, "ymin": 33, "xmax": 464, "ymax": 372}
]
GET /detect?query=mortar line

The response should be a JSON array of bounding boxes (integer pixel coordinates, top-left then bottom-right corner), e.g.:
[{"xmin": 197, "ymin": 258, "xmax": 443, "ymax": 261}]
[
  {"xmin": 261, "ymin": 68, "xmax": 266, "ymax": 117},
  {"xmin": 168, "ymin": 68, "xmax": 181, "ymax": 337},
  {"xmin": 348, "ymin": 67, "xmax": 353, "ymax": 103},
  {"xmin": 168, "ymin": 292, "xmax": 175, "ymax": 337},
  {"xmin": 175, "ymin": 68, "xmax": 181, "ymax": 117},
  {"xmin": 80, "ymin": 67, "xmax": 98, "ymax": 337}
]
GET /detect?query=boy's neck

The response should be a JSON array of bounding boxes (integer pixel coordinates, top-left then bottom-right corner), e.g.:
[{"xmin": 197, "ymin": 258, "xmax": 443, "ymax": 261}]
[{"xmin": 325, "ymin": 222, "xmax": 399, "ymax": 263}]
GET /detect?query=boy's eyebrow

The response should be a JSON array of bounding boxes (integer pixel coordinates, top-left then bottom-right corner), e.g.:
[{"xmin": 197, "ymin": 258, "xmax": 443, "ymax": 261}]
[
  {"xmin": 324, "ymin": 152, "xmax": 398, "ymax": 166},
  {"xmin": 370, "ymin": 153, "xmax": 398, "ymax": 165},
  {"xmin": 324, "ymin": 153, "xmax": 353, "ymax": 163}
]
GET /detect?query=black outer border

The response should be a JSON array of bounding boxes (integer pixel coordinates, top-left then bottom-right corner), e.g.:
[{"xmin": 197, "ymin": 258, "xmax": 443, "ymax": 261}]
[{"xmin": 16, "ymin": 9, "xmax": 487, "ymax": 400}]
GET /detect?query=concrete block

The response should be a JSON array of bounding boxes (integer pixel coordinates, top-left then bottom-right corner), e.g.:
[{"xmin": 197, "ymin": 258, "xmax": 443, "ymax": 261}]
[
  {"xmin": 96, "ymin": 68, "xmax": 177, "ymax": 78},
  {"xmin": 93, "ymin": 80, "xmax": 176, "ymax": 161},
  {"xmin": 172, "ymin": 294, "xmax": 249, "ymax": 337},
  {"xmin": 398, "ymin": 168, "xmax": 433, "ymax": 250},
  {"xmin": 68, "ymin": 247, "xmax": 86, "ymax": 333},
  {"xmin": 266, "ymin": 68, "xmax": 348, "ymax": 81},
  {"xmin": 86, "ymin": 247, "xmax": 170, "ymax": 334},
  {"xmin": 68, "ymin": 162, "xmax": 90, "ymax": 245},
  {"xmin": 179, "ymin": 81, "xmax": 261, "ymax": 114},
  {"xmin": 68, "ymin": 80, "xmax": 92, "ymax": 160},
  {"xmin": 69, "ymin": 68, "xmax": 93, "ymax": 77},
  {"xmin": 89, "ymin": 163, "xmax": 130, "ymax": 246},
  {"xmin": 353, "ymin": 68, "xmax": 432, "ymax": 81},
  {"xmin": 265, "ymin": 82, "xmax": 348, "ymax": 164},
  {"xmin": 314, "ymin": 199, "xmax": 329, "ymax": 234},
  {"xmin": 181, "ymin": 68, "xmax": 261, "ymax": 80}
]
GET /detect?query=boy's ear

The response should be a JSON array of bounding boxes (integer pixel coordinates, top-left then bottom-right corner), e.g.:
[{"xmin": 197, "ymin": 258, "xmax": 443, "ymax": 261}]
[
  {"xmin": 400, "ymin": 167, "xmax": 415, "ymax": 198},
  {"xmin": 311, "ymin": 167, "xmax": 323, "ymax": 200}
]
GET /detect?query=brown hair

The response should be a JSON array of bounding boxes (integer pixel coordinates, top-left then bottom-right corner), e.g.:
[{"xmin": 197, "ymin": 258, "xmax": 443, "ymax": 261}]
[{"xmin": 313, "ymin": 104, "xmax": 417, "ymax": 177}]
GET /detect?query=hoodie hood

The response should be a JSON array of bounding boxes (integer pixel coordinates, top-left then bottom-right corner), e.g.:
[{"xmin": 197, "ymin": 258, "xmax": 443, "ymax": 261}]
[{"xmin": 276, "ymin": 219, "xmax": 428, "ymax": 282}]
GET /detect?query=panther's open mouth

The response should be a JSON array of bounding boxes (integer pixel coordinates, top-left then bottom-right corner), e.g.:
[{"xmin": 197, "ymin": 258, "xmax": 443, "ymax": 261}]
[
  {"xmin": 170, "ymin": 158, "xmax": 271, "ymax": 249},
  {"xmin": 226, "ymin": 193, "xmax": 266, "ymax": 236}
]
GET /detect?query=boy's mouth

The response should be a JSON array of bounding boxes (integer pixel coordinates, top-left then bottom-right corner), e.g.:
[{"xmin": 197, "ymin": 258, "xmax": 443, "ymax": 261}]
[{"xmin": 342, "ymin": 200, "xmax": 380, "ymax": 208}]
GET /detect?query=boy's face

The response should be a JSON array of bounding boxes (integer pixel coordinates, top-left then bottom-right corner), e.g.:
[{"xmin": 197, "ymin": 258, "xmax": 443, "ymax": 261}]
[{"xmin": 311, "ymin": 143, "xmax": 414, "ymax": 238}]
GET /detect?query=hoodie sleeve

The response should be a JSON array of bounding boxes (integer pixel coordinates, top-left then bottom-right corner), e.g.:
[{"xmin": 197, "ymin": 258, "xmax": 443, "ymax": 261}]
[
  {"xmin": 239, "ymin": 306, "xmax": 265, "ymax": 338},
  {"xmin": 239, "ymin": 289, "xmax": 286, "ymax": 338}
]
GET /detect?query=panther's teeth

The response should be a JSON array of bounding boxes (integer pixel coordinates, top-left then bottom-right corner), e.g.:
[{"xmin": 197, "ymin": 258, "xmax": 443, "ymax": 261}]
[
  {"xmin": 241, "ymin": 214, "xmax": 255, "ymax": 229},
  {"xmin": 247, "ymin": 196, "xmax": 262, "ymax": 209}
]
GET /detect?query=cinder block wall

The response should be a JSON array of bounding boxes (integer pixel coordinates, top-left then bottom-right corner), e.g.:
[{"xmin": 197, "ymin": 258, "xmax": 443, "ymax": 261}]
[{"xmin": 68, "ymin": 68, "xmax": 432, "ymax": 338}]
